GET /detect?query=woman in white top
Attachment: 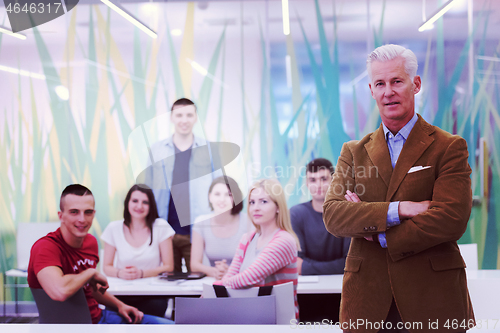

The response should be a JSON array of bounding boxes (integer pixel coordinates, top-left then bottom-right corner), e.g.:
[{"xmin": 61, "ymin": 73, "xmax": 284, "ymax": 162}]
[
  {"xmin": 191, "ymin": 176, "xmax": 248, "ymax": 280},
  {"xmin": 101, "ymin": 184, "xmax": 175, "ymax": 317},
  {"xmin": 102, "ymin": 184, "xmax": 175, "ymax": 279}
]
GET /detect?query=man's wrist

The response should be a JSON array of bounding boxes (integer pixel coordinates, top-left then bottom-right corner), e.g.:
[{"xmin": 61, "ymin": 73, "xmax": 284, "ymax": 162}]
[
  {"xmin": 387, "ymin": 201, "xmax": 401, "ymax": 227},
  {"xmin": 86, "ymin": 268, "xmax": 97, "ymax": 280}
]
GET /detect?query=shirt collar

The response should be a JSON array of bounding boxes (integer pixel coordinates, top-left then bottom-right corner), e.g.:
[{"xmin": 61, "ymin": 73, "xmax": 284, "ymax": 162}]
[
  {"xmin": 164, "ymin": 134, "xmax": 206, "ymax": 148},
  {"xmin": 383, "ymin": 113, "xmax": 418, "ymax": 141}
]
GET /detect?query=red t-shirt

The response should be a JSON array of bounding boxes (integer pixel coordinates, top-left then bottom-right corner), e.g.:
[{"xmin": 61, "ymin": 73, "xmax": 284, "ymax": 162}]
[{"xmin": 27, "ymin": 228, "xmax": 102, "ymax": 323}]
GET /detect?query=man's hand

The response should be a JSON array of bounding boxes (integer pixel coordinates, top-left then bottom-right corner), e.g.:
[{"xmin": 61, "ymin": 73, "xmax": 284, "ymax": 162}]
[
  {"xmin": 297, "ymin": 257, "xmax": 303, "ymax": 275},
  {"xmin": 399, "ymin": 201, "xmax": 431, "ymax": 219},
  {"xmin": 117, "ymin": 303, "xmax": 144, "ymax": 324},
  {"xmin": 89, "ymin": 271, "xmax": 109, "ymax": 294},
  {"xmin": 344, "ymin": 190, "xmax": 374, "ymax": 241},
  {"xmin": 119, "ymin": 266, "xmax": 141, "ymax": 280},
  {"xmin": 344, "ymin": 190, "xmax": 361, "ymax": 203}
]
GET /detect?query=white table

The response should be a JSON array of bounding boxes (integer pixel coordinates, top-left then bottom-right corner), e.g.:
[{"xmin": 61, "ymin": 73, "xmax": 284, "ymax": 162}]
[
  {"xmin": 1, "ymin": 323, "xmax": 500, "ymax": 332},
  {"xmin": 106, "ymin": 270, "xmax": 500, "ymax": 321},
  {"xmin": 466, "ymin": 269, "xmax": 500, "ymax": 321},
  {"xmin": 0, "ymin": 324, "xmax": 342, "ymax": 332},
  {"xmin": 107, "ymin": 274, "xmax": 344, "ymax": 296}
]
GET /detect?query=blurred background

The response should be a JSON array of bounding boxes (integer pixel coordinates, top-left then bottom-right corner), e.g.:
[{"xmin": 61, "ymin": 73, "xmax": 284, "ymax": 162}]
[{"xmin": 1, "ymin": 0, "xmax": 499, "ymax": 305}]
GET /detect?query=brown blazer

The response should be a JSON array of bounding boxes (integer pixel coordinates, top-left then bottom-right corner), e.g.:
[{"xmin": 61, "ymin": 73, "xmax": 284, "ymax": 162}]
[{"xmin": 324, "ymin": 115, "xmax": 474, "ymax": 332}]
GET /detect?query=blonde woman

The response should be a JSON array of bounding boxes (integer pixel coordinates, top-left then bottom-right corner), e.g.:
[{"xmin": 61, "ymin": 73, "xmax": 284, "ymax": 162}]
[{"xmin": 216, "ymin": 179, "xmax": 300, "ymax": 319}]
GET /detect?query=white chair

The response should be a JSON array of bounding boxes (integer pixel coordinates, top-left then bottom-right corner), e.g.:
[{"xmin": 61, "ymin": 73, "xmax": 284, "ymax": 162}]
[
  {"xmin": 202, "ymin": 282, "xmax": 295, "ymax": 324},
  {"xmin": 3, "ymin": 222, "xmax": 60, "ymax": 317},
  {"xmin": 175, "ymin": 294, "xmax": 276, "ymax": 324},
  {"xmin": 458, "ymin": 243, "xmax": 479, "ymax": 270}
]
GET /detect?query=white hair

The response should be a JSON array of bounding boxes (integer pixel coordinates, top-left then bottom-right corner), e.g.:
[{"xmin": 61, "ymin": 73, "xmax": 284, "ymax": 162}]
[{"xmin": 366, "ymin": 44, "xmax": 418, "ymax": 81}]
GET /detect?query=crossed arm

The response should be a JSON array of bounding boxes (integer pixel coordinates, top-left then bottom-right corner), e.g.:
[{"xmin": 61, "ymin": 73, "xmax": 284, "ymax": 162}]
[
  {"xmin": 344, "ymin": 190, "xmax": 430, "ymax": 241},
  {"xmin": 324, "ymin": 138, "xmax": 472, "ymax": 259},
  {"xmin": 292, "ymin": 216, "xmax": 350, "ymax": 275},
  {"xmin": 190, "ymin": 230, "xmax": 228, "ymax": 280},
  {"xmin": 103, "ymin": 237, "xmax": 174, "ymax": 280}
]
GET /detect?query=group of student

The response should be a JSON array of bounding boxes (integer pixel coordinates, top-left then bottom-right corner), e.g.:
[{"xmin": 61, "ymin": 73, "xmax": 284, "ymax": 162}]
[
  {"xmin": 27, "ymin": 43, "xmax": 473, "ymax": 331},
  {"xmin": 26, "ymin": 97, "xmax": 349, "ymax": 325}
]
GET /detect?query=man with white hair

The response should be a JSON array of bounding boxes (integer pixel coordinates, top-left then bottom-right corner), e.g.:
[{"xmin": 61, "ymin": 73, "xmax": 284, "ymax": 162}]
[{"xmin": 324, "ymin": 44, "xmax": 474, "ymax": 332}]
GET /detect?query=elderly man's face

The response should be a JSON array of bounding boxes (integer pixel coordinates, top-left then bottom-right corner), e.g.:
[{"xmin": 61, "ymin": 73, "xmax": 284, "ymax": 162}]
[{"xmin": 369, "ymin": 57, "xmax": 421, "ymax": 131}]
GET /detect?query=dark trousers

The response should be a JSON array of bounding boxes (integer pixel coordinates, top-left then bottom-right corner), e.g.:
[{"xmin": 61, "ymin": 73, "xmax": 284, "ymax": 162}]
[
  {"xmin": 378, "ymin": 299, "xmax": 466, "ymax": 333},
  {"xmin": 116, "ymin": 296, "xmax": 168, "ymax": 318},
  {"xmin": 173, "ymin": 234, "xmax": 191, "ymax": 273},
  {"xmin": 298, "ymin": 293, "xmax": 341, "ymax": 323},
  {"xmin": 377, "ymin": 299, "xmax": 409, "ymax": 333}
]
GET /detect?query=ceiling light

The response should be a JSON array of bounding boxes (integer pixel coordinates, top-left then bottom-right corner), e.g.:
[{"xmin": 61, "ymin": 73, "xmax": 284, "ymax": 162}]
[
  {"xmin": 171, "ymin": 29, "xmax": 182, "ymax": 36},
  {"xmin": 418, "ymin": 0, "xmax": 461, "ymax": 32},
  {"xmin": 0, "ymin": 64, "xmax": 45, "ymax": 80},
  {"xmin": 285, "ymin": 55, "xmax": 292, "ymax": 88},
  {"xmin": 100, "ymin": 0, "xmax": 157, "ymax": 39},
  {"xmin": 0, "ymin": 25, "xmax": 26, "ymax": 40},
  {"xmin": 282, "ymin": 0, "xmax": 290, "ymax": 35},
  {"xmin": 55, "ymin": 85, "xmax": 70, "ymax": 100},
  {"xmin": 476, "ymin": 55, "xmax": 500, "ymax": 62},
  {"xmin": 186, "ymin": 58, "xmax": 208, "ymax": 76}
]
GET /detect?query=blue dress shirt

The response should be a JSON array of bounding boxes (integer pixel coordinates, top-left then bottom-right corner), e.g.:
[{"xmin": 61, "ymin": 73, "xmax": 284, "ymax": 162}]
[{"xmin": 378, "ymin": 113, "xmax": 418, "ymax": 248}]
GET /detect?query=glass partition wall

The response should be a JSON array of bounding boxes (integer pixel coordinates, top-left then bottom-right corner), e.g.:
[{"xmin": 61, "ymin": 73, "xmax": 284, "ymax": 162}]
[{"xmin": 1, "ymin": 1, "xmax": 499, "ymax": 306}]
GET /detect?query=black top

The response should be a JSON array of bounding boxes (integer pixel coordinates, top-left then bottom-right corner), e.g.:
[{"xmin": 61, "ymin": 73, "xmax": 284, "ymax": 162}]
[
  {"xmin": 290, "ymin": 201, "xmax": 350, "ymax": 275},
  {"xmin": 167, "ymin": 144, "xmax": 192, "ymax": 235}
]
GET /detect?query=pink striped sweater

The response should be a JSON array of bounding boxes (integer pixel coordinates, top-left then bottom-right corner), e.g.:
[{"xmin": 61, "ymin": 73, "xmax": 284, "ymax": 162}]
[{"xmin": 217, "ymin": 229, "xmax": 299, "ymax": 319}]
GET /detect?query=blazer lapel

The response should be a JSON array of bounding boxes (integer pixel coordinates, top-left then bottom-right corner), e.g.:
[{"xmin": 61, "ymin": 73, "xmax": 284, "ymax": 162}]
[
  {"xmin": 386, "ymin": 115, "xmax": 435, "ymax": 201},
  {"xmin": 364, "ymin": 125, "xmax": 393, "ymax": 189}
]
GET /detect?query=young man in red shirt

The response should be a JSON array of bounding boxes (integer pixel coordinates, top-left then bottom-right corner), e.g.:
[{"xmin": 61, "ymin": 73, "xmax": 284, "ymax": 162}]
[{"xmin": 27, "ymin": 184, "xmax": 172, "ymax": 324}]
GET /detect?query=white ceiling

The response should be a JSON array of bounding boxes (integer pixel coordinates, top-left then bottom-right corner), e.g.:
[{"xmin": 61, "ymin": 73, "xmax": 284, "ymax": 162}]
[{"xmin": 1, "ymin": 0, "xmax": 499, "ymax": 45}]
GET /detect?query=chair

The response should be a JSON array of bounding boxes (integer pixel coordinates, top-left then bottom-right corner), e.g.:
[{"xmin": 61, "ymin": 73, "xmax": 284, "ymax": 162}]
[
  {"xmin": 3, "ymin": 222, "xmax": 59, "ymax": 317},
  {"xmin": 31, "ymin": 288, "xmax": 92, "ymax": 323},
  {"xmin": 201, "ymin": 282, "xmax": 295, "ymax": 325},
  {"xmin": 458, "ymin": 243, "xmax": 479, "ymax": 270}
]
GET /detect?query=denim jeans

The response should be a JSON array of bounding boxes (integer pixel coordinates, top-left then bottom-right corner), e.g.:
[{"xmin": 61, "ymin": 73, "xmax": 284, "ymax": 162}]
[{"xmin": 98, "ymin": 308, "xmax": 174, "ymax": 324}]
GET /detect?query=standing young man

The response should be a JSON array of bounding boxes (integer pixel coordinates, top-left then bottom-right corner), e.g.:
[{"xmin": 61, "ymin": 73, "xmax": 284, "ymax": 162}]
[
  {"xmin": 291, "ymin": 158, "xmax": 350, "ymax": 275},
  {"xmin": 144, "ymin": 98, "xmax": 221, "ymax": 272},
  {"xmin": 28, "ymin": 184, "xmax": 171, "ymax": 324}
]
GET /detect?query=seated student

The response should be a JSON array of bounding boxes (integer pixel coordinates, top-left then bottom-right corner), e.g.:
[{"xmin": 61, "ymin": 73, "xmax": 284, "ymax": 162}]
[
  {"xmin": 101, "ymin": 184, "xmax": 175, "ymax": 317},
  {"xmin": 290, "ymin": 158, "xmax": 350, "ymax": 275},
  {"xmin": 191, "ymin": 176, "xmax": 248, "ymax": 280},
  {"xmin": 27, "ymin": 184, "xmax": 172, "ymax": 324},
  {"xmin": 216, "ymin": 179, "xmax": 300, "ymax": 319}
]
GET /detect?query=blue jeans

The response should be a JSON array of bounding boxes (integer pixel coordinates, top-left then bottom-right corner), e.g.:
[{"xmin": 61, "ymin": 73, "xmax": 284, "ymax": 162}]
[{"xmin": 98, "ymin": 308, "xmax": 174, "ymax": 324}]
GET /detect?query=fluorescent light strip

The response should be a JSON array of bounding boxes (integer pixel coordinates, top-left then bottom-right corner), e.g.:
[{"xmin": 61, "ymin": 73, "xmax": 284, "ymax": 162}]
[
  {"xmin": 285, "ymin": 55, "xmax": 292, "ymax": 88},
  {"xmin": 187, "ymin": 59, "xmax": 208, "ymax": 76},
  {"xmin": 0, "ymin": 26, "xmax": 26, "ymax": 40},
  {"xmin": 100, "ymin": 0, "xmax": 157, "ymax": 39},
  {"xmin": 476, "ymin": 55, "xmax": 500, "ymax": 62},
  {"xmin": 282, "ymin": 0, "xmax": 290, "ymax": 35},
  {"xmin": 186, "ymin": 58, "xmax": 230, "ymax": 89},
  {"xmin": 0, "ymin": 64, "xmax": 45, "ymax": 80},
  {"xmin": 418, "ymin": 0, "xmax": 461, "ymax": 32}
]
